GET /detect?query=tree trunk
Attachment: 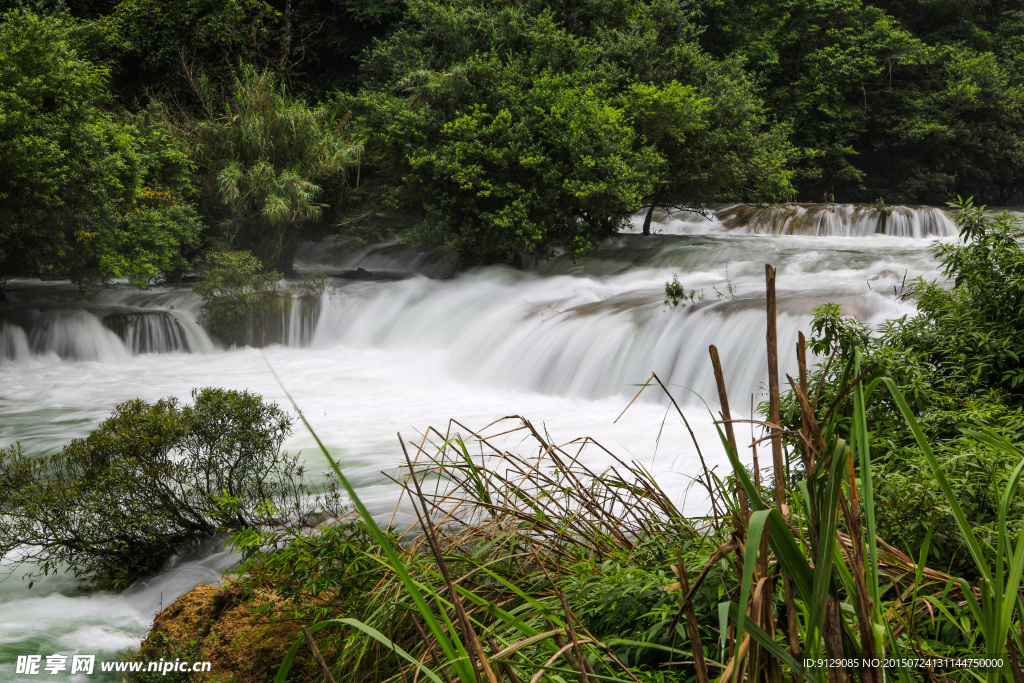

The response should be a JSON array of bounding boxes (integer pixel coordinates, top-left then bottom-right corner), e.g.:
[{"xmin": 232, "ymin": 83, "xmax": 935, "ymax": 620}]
[
  {"xmin": 642, "ymin": 202, "xmax": 656, "ymax": 236},
  {"xmin": 279, "ymin": 0, "xmax": 292, "ymax": 70},
  {"xmin": 277, "ymin": 232, "xmax": 299, "ymax": 276}
]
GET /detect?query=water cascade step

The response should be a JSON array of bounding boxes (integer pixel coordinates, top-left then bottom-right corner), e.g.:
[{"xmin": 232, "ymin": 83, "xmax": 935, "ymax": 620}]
[{"xmin": 623, "ymin": 203, "xmax": 959, "ymax": 237}]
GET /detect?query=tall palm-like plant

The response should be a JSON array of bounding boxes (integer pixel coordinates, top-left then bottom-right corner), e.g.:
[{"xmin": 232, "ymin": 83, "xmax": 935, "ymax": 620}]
[{"xmin": 172, "ymin": 65, "xmax": 362, "ymax": 270}]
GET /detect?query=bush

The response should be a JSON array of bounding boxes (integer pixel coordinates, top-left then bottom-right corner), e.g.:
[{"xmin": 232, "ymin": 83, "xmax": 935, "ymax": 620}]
[
  {"xmin": 195, "ymin": 250, "xmax": 286, "ymax": 347},
  {"xmin": 792, "ymin": 198, "xmax": 1024, "ymax": 574},
  {"xmin": 195, "ymin": 250, "xmax": 331, "ymax": 347},
  {"xmin": 0, "ymin": 387, "xmax": 339, "ymax": 589}
]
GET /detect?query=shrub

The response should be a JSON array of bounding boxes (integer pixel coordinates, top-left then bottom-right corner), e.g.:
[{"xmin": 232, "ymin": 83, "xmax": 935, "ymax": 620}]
[
  {"xmin": 195, "ymin": 250, "xmax": 286, "ymax": 347},
  {"xmin": 792, "ymin": 198, "xmax": 1024, "ymax": 574},
  {"xmin": 195, "ymin": 250, "xmax": 331, "ymax": 347},
  {"xmin": 0, "ymin": 387, "xmax": 339, "ymax": 589}
]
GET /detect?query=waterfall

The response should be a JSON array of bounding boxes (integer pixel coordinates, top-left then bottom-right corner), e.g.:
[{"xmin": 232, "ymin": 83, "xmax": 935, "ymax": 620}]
[
  {"xmin": 0, "ymin": 204, "xmax": 949, "ymax": 676},
  {"xmin": 103, "ymin": 311, "xmax": 214, "ymax": 354},
  {"xmin": 29, "ymin": 309, "xmax": 129, "ymax": 361},
  {"xmin": 283, "ymin": 295, "xmax": 325, "ymax": 348},
  {"xmin": 715, "ymin": 203, "xmax": 958, "ymax": 238},
  {"xmin": 2, "ymin": 305, "xmax": 213, "ymax": 362},
  {"xmin": 0, "ymin": 321, "xmax": 30, "ymax": 361},
  {"xmin": 308, "ymin": 270, "xmax": 909, "ymax": 403}
]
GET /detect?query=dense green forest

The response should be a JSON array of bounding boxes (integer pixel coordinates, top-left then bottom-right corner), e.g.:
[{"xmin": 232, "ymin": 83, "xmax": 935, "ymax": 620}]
[{"xmin": 2, "ymin": 0, "xmax": 1022, "ymax": 283}]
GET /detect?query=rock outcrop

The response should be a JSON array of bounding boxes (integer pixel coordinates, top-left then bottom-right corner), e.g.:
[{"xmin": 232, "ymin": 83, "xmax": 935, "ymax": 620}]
[{"xmin": 139, "ymin": 581, "xmax": 316, "ymax": 682}]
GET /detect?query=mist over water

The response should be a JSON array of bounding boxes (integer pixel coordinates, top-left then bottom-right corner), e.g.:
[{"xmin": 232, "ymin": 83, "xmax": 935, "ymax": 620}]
[{"xmin": 0, "ymin": 203, "xmax": 952, "ymax": 679}]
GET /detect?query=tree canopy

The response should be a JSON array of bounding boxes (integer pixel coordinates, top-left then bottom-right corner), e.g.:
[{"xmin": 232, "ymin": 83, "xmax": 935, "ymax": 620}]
[
  {"xmin": 2, "ymin": 0, "xmax": 1024, "ymax": 275},
  {"xmin": 352, "ymin": 0, "xmax": 793, "ymax": 259},
  {"xmin": 0, "ymin": 11, "xmax": 201, "ymax": 286},
  {"xmin": 694, "ymin": 0, "xmax": 1024, "ymax": 203}
]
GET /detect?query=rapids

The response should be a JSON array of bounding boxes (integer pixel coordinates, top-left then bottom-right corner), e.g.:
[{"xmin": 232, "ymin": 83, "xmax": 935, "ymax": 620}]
[{"xmin": 0, "ymin": 203, "xmax": 952, "ymax": 680}]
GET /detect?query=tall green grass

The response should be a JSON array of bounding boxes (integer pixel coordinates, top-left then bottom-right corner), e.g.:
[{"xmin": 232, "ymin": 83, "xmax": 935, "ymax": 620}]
[{"xmin": 259, "ymin": 293, "xmax": 1024, "ymax": 682}]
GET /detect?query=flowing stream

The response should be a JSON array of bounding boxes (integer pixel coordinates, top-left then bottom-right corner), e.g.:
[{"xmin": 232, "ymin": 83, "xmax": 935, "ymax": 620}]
[{"xmin": 0, "ymin": 203, "xmax": 954, "ymax": 680}]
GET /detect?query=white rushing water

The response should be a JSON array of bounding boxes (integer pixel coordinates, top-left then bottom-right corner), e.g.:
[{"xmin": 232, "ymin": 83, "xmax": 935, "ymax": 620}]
[{"xmin": 0, "ymin": 203, "xmax": 953, "ymax": 680}]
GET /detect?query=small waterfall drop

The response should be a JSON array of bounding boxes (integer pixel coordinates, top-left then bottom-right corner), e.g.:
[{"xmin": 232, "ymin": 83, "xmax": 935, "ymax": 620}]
[
  {"xmin": 716, "ymin": 203, "xmax": 958, "ymax": 237},
  {"xmin": 0, "ymin": 321, "xmax": 30, "ymax": 361},
  {"xmin": 29, "ymin": 310, "xmax": 129, "ymax": 361},
  {"xmin": 0, "ymin": 284, "xmax": 215, "ymax": 362},
  {"xmin": 103, "ymin": 311, "xmax": 214, "ymax": 354}
]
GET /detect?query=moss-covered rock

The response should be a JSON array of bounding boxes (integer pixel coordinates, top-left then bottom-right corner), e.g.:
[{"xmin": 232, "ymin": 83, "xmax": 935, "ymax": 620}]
[{"xmin": 138, "ymin": 581, "xmax": 321, "ymax": 682}]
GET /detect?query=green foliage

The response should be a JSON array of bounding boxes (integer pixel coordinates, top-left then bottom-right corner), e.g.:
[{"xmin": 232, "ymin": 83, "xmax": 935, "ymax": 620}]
[
  {"xmin": 0, "ymin": 11, "xmax": 202, "ymax": 287},
  {"xmin": 725, "ymin": 344, "xmax": 1024, "ymax": 679},
  {"xmin": 104, "ymin": 0, "xmax": 275, "ymax": 100},
  {"xmin": 293, "ymin": 269, "xmax": 329, "ymax": 300},
  {"xmin": 560, "ymin": 559, "xmax": 690, "ymax": 668},
  {"xmin": 230, "ymin": 520, "xmax": 383, "ymax": 624},
  {"xmin": 694, "ymin": 0, "xmax": 1024, "ymax": 203},
  {"xmin": 810, "ymin": 199, "xmax": 1024, "ymax": 413},
  {"xmin": 354, "ymin": 0, "xmax": 792, "ymax": 263},
  {"xmin": 624, "ymin": 71, "xmax": 794, "ymax": 211},
  {"xmin": 797, "ymin": 199, "xmax": 1024, "ymax": 574},
  {"xmin": 0, "ymin": 388, "xmax": 338, "ymax": 589},
  {"xmin": 357, "ymin": 71, "xmax": 658, "ymax": 262},
  {"xmin": 663, "ymin": 275, "xmax": 702, "ymax": 307},
  {"xmin": 96, "ymin": 0, "xmax": 405, "ymax": 101},
  {"xmin": 170, "ymin": 66, "xmax": 361, "ymax": 270},
  {"xmin": 195, "ymin": 251, "xmax": 331, "ymax": 347}
]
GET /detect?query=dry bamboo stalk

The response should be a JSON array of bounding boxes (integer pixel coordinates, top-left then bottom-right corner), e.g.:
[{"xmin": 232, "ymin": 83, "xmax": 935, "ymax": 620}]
[
  {"xmin": 765, "ymin": 265, "xmax": 802, "ymax": 665},
  {"xmin": 302, "ymin": 626, "xmax": 338, "ymax": 683},
  {"xmin": 676, "ymin": 553, "xmax": 711, "ymax": 683},
  {"xmin": 709, "ymin": 344, "xmax": 748, "ymax": 517},
  {"xmin": 765, "ymin": 264, "xmax": 786, "ymax": 515}
]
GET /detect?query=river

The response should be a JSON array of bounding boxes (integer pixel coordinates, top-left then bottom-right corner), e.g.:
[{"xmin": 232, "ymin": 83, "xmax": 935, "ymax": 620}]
[{"xmin": 0, "ymin": 203, "xmax": 951, "ymax": 680}]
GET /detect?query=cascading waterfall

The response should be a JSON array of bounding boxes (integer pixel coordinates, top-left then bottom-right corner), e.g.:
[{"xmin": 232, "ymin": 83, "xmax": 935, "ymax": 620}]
[
  {"xmin": 2, "ymin": 308, "xmax": 213, "ymax": 361},
  {"xmin": 717, "ymin": 203, "xmax": 958, "ymax": 237},
  {"xmin": 0, "ymin": 203, "xmax": 958, "ymax": 681},
  {"xmin": 28, "ymin": 309, "xmax": 129, "ymax": 361},
  {"xmin": 102, "ymin": 311, "xmax": 210, "ymax": 354},
  {"xmin": 0, "ymin": 320, "xmax": 29, "ymax": 361},
  {"xmin": 624, "ymin": 203, "xmax": 959, "ymax": 237}
]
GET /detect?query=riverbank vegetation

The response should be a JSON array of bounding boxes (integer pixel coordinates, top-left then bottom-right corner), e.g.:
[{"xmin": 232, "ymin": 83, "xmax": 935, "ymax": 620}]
[
  {"xmin": 194, "ymin": 250, "xmax": 330, "ymax": 347},
  {"xmin": 797, "ymin": 200, "xmax": 1024, "ymax": 578},
  {"xmin": 3, "ymin": 0, "xmax": 1024, "ymax": 281}
]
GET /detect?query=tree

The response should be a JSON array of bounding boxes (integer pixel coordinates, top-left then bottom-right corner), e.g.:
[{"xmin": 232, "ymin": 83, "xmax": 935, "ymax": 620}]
[
  {"xmin": 623, "ymin": 74, "xmax": 794, "ymax": 235},
  {"xmin": 104, "ymin": 0, "xmax": 276, "ymax": 102},
  {"xmin": 870, "ymin": 46, "xmax": 1024, "ymax": 204},
  {"xmin": 352, "ymin": 0, "xmax": 793, "ymax": 260},
  {"xmin": 0, "ymin": 388, "xmax": 340, "ymax": 589},
  {"xmin": 104, "ymin": 0, "xmax": 406, "ymax": 102},
  {"xmin": 168, "ymin": 66, "xmax": 362, "ymax": 271},
  {"xmin": 0, "ymin": 11, "xmax": 201, "ymax": 286}
]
